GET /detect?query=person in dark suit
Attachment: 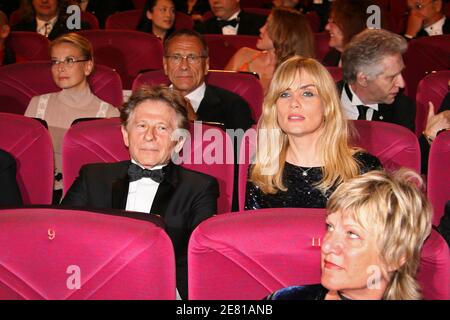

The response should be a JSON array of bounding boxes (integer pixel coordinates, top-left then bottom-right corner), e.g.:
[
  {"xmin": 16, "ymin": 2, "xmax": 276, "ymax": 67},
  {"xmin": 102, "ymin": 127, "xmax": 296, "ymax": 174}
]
[
  {"xmin": 404, "ymin": 0, "xmax": 450, "ymax": 40},
  {"xmin": 163, "ymin": 29, "xmax": 254, "ymax": 131},
  {"xmin": 61, "ymin": 86, "xmax": 219, "ymax": 299},
  {"xmin": 0, "ymin": 149, "xmax": 23, "ymax": 207},
  {"xmin": 339, "ymin": 29, "xmax": 416, "ymax": 133},
  {"xmin": 12, "ymin": 0, "xmax": 80, "ymax": 40},
  {"xmin": 195, "ymin": 0, "xmax": 266, "ymax": 35}
]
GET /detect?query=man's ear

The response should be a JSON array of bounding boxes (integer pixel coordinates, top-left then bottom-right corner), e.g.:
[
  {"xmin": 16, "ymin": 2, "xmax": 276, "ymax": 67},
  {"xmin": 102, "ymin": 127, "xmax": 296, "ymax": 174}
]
[
  {"xmin": 121, "ymin": 125, "xmax": 130, "ymax": 148},
  {"xmin": 163, "ymin": 56, "xmax": 169, "ymax": 75},
  {"xmin": 204, "ymin": 57, "xmax": 210, "ymax": 76},
  {"xmin": 356, "ymin": 71, "xmax": 368, "ymax": 87}
]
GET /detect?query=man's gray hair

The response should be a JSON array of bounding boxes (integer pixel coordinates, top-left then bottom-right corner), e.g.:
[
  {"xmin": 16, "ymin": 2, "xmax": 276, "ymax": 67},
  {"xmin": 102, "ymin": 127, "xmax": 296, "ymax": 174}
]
[{"xmin": 342, "ymin": 29, "xmax": 407, "ymax": 83}]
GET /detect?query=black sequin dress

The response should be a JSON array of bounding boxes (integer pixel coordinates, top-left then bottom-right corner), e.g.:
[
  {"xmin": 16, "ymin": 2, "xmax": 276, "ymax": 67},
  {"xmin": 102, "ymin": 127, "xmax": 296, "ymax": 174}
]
[{"xmin": 245, "ymin": 152, "xmax": 382, "ymax": 210}]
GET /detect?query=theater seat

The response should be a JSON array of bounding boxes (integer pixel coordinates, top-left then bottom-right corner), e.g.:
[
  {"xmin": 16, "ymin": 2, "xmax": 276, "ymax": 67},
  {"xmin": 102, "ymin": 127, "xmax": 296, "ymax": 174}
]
[
  {"xmin": 0, "ymin": 61, "xmax": 123, "ymax": 115},
  {"xmin": 427, "ymin": 130, "xmax": 450, "ymax": 226},
  {"xmin": 0, "ymin": 207, "xmax": 175, "ymax": 300},
  {"xmin": 62, "ymin": 118, "xmax": 235, "ymax": 213},
  {"xmin": 78, "ymin": 30, "xmax": 164, "ymax": 89},
  {"xmin": 133, "ymin": 69, "xmax": 263, "ymax": 121},
  {"xmin": 0, "ymin": 113, "xmax": 53, "ymax": 205},
  {"xmin": 238, "ymin": 120, "xmax": 420, "ymax": 210},
  {"xmin": 314, "ymin": 32, "xmax": 330, "ymax": 62},
  {"xmin": 188, "ymin": 208, "xmax": 450, "ymax": 300},
  {"xmin": 6, "ymin": 31, "xmax": 50, "ymax": 61},
  {"xmin": 415, "ymin": 70, "xmax": 450, "ymax": 137}
]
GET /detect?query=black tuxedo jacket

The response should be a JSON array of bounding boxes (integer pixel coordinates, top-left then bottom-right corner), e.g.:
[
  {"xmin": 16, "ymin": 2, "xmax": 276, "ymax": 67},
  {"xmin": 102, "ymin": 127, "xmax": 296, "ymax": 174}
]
[
  {"xmin": 197, "ymin": 84, "xmax": 255, "ymax": 131},
  {"xmin": 61, "ymin": 160, "xmax": 219, "ymax": 298},
  {"xmin": 195, "ymin": 11, "xmax": 266, "ymax": 35},
  {"xmin": 12, "ymin": 17, "xmax": 87, "ymax": 40},
  {"xmin": 337, "ymin": 81, "xmax": 416, "ymax": 133}
]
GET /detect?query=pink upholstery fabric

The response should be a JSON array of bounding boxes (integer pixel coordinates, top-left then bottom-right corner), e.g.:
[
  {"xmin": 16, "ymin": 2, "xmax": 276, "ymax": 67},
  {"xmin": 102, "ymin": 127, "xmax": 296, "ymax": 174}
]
[
  {"xmin": 62, "ymin": 118, "xmax": 234, "ymax": 213},
  {"xmin": 326, "ymin": 66, "xmax": 343, "ymax": 82},
  {"xmin": 6, "ymin": 31, "xmax": 50, "ymax": 61},
  {"xmin": 78, "ymin": 30, "xmax": 164, "ymax": 89},
  {"xmin": 81, "ymin": 11, "xmax": 100, "ymax": 29},
  {"xmin": 416, "ymin": 229, "xmax": 450, "ymax": 300},
  {"xmin": 0, "ymin": 113, "xmax": 53, "ymax": 204},
  {"xmin": 238, "ymin": 120, "xmax": 420, "ymax": 210},
  {"xmin": 189, "ymin": 208, "xmax": 449, "ymax": 300},
  {"xmin": 415, "ymin": 70, "xmax": 450, "ymax": 136},
  {"xmin": 188, "ymin": 208, "xmax": 325, "ymax": 300},
  {"xmin": 133, "ymin": 69, "xmax": 264, "ymax": 121},
  {"xmin": 314, "ymin": 32, "xmax": 330, "ymax": 62},
  {"xmin": 132, "ymin": 0, "xmax": 146, "ymax": 9},
  {"xmin": 306, "ymin": 11, "xmax": 321, "ymax": 33},
  {"xmin": 105, "ymin": 9, "xmax": 193, "ymax": 31},
  {"xmin": 403, "ymin": 35, "xmax": 450, "ymax": 99},
  {"xmin": 427, "ymin": 130, "xmax": 450, "ymax": 226},
  {"xmin": 0, "ymin": 207, "xmax": 175, "ymax": 300},
  {"xmin": 0, "ymin": 61, "xmax": 123, "ymax": 114},
  {"xmin": 203, "ymin": 34, "xmax": 258, "ymax": 70}
]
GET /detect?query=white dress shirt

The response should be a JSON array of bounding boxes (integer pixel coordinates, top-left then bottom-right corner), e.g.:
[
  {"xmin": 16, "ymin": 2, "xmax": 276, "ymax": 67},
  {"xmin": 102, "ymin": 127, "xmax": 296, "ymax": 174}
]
[
  {"xmin": 340, "ymin": 84, "xmax": 379, "ymax": 120},
  {"xmin": 220, "ymin": 11, "xmax": 240, "ymax": 35},
  {"xmin": 424, "ymin": 16, "xmax": 447, "ymax": 36},
  {"xmin": 184, "ymin": 82, "xmax": 206, "ymax": 112},
  {"xmin": 125, "ymin": 160, "xmax": 166, "ymax": 214},
  {"xmin": 36, "ymin": 16, "xmax": 57, "ymax": 37}
]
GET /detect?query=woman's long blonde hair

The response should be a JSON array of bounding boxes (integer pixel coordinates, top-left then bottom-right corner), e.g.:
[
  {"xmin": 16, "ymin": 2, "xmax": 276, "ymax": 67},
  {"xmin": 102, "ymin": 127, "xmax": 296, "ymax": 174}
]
[{"xmin": 250, "ymin": 56, "xmax": 360, "ymax": 194}]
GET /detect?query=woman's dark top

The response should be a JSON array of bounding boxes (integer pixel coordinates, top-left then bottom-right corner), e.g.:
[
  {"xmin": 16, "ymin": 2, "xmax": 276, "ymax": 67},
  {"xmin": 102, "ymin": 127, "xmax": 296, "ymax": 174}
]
[
  {"xmin": 264, "ymin": 284, "xmax": 328, "ymax": 300},
  {"xmin": 0, "ymin": 149, "xmax": 23, "ymax": 206},
  {"xmin": 245, "ymin": 151, "xmax": 381, "ymax": 210}
]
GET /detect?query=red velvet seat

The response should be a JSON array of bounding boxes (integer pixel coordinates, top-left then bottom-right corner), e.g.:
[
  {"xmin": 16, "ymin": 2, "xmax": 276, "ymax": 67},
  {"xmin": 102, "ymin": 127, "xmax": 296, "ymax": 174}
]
[
  {"xmin": 314, "ymin": 32, "xmax": 330, "ymax": 62},
  {"xmin": 133, "ymin": 69, "xmax": 264, "ymax": 122},
  {"xmin": 62, "ymin": 118, "xmax": 235, "ymax": 213},
  {"xmin": 105, "ymin": 9, "xmax": 193, "ymax": 31},
  {"xmin": 203, "ymin": 34, "xmax": 258, "ymax": 70},
  {"xmin": 0, "ymin": 207, "xmax": 175, "ymax": 300},
  {"xmin": 238, "ymin": 120, "xmax": 420, "ymax": 210},
  {"xmin": 0, "ymin": 61, "xmax": 123, "ymax": 114},
  {"xmin": 415, "ymin": 70, "xmax": 450, "ymax": 136},
  {"xmin": 403, "ymin": 35, "xmax": 450, "ymax": 99},
  {"xmin": 0, "ymin": 113, "xmax": 53, "ymax": 205},
  {"xmin": 326, "ymin": 66, "xmax": 343, "ymax": 82},
  {"xmin": 427, "ymin": 130, "xmax": 450, "ymax": 226},
  {"xmin": 188, "ymin": 208, "xmax": 449, "ymax": 300},
  {"xmin": 6, "ymin": 31, "xmax": 50, "ymax": 61},
  {"xmin": 78, "ymin": 30, "xmax": 164, "ymax": 89}
]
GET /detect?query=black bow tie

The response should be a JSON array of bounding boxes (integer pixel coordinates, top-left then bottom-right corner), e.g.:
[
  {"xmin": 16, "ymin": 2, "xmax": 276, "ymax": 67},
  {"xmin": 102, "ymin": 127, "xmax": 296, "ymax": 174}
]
[
  {"xmin": 217, "ymin": 18, "xmax": 239, "ymax": 28},
  {"xmin": 128, "ymin": 163, "xmax": 165, "ymax": 183},
  {"xmin": 356, "ymin": 105, "xmax": 369, "ymax": 120}
]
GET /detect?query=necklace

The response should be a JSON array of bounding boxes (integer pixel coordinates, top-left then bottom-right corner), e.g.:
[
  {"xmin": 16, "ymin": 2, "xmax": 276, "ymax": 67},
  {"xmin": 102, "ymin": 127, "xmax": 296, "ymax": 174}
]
[
  {"xmin": 299, "ymin": 166, "xmax": 314, "ymax": 177},
  {"xmin": 337, "ymin": 291, "xmax": 352, "ymax": 300}
]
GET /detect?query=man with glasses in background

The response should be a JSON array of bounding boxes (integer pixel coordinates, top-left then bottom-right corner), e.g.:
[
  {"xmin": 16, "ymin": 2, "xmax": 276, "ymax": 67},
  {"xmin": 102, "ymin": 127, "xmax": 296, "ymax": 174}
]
[
  {"xmin": 404, "ymin": 0, "xmax": 449, "ymax": 39},
  {"xmin": 163, "ymin": 29, "xmax": 254, "ymax": 131}
]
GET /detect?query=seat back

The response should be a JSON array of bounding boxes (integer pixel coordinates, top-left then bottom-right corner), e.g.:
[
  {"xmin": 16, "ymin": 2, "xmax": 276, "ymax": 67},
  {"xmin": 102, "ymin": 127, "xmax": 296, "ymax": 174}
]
[
  {"xmin": 0, "ymin": 207, "xmax": 175, "ymax": 300},
  {"xmin": 238, "ymin": 120, "xmax": 420, "ymax": 210},
  {"xmin": 0, "ymin": 113, "xmax": 53, "ymax": 204},
  {"xmin": 326, "ymin": 66, "xmax": 343, "ymax": 82},
  {"xmin": 415, "ymin": 70, "xmax": 450, "ymax": 136},
  {"xmin": 403, "ymin": 35, "xmax": 450, "ymax": 99},
  {"xmin": 203, "ymin": 34, "xmax": 258, "ymax": 70},
  {"xmin": 62, "ymin": 118, "xmax": 234, "ymax": 213},
  {"xmin": 427, "ymin": 130, "xmax": 450, "ymax": 226},
  {"xmin": 0, "ymin": 61, "xmax": 123, "ymax": 114},
  {"xmin": 188, "ymin": 208, "xmax": 325, "ymax": 300},
  {"xmin": 133, "ymin": 69, "xmax": 263, "ymax": 122},
  {"xmin": 81, "ymin": 11, "xmax": 100, "ymax": 29},
  {"xmin": 78, "ymin": 30, "xmax": 164, "ymax": 89},
  {"xmin": 105, "ymin": 9, "xmax": 193, "ymax": 31},
  {"xmin": 189, "ymin": 208, "xmax": 450, "ymax": 300},
  {"xmin": 314, "ymin": 32, "xmax": 330, "ymax": 61},
  {"xmin": 6, "ymin": 31, "xmax": 50, "ymax": 61}
]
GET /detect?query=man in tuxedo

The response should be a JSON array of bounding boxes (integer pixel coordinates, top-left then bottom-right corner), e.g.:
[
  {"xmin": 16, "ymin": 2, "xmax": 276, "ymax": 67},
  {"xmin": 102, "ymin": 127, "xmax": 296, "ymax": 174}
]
[
  {"xmin": 404, "ymin": 0, "xmax": 449, "ymax": 40},
  {"xmin": 62, "ymin": 86, "xmax": 219, "ymax": 299},
  {"xmin": 339, "ymin": 28, "xmax": 416, "ymax": 132},
  {"xmin": 195, "ymin": 0, "xmax": 266, "ymax": 35},
  {"xmin": 163, "ymin": 29, "xmax": 254, "ymax": 131}
]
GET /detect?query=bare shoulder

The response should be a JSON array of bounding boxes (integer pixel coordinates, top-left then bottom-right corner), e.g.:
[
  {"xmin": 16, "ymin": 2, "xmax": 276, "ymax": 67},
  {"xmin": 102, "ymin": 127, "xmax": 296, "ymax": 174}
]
[{"xmin": 225, "ymin": 47, "xmax": 260, "ymax": 71}]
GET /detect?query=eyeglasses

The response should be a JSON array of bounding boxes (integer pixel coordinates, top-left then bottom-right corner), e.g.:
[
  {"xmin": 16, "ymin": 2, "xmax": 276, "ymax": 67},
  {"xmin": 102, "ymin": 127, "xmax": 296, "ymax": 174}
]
[
  {"xmin": 165, "ymin": 54, "xmax": 207, "ymax": 65},
  {"xmin": 51, "ymin": 57, "xmax": 90, "ymax": 68},
  {"xmin": 410, "ymin": 0, "xmax": 435, "ymax": 10}
]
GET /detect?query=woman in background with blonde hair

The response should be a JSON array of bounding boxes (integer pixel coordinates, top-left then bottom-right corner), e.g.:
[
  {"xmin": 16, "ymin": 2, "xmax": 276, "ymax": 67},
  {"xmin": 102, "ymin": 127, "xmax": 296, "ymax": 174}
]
[
  {"xmin": 266, "ymin": 169, "xmax": 432, "ymax": 300},
  {"xmin": 246, "ymin": 55, "xmax": 381, "ymax": 210},
  {"xmin": 225, "ymin": 7, "xmax": 315, "ymax": 93}
]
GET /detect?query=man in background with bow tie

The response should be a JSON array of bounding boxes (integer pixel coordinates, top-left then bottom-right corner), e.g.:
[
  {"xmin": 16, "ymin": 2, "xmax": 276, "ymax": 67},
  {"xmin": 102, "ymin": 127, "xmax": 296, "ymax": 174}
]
[
  {"xmin": 337, "ymin": 28, "xmax": 416, "ymax": 132},
  {"xmin": 196, "ymin": 0, "xmax": 266, "ymax": 35},
  {"xmin": 62, "ymin": 86, "xmax": 219, "ymax": 299}
]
